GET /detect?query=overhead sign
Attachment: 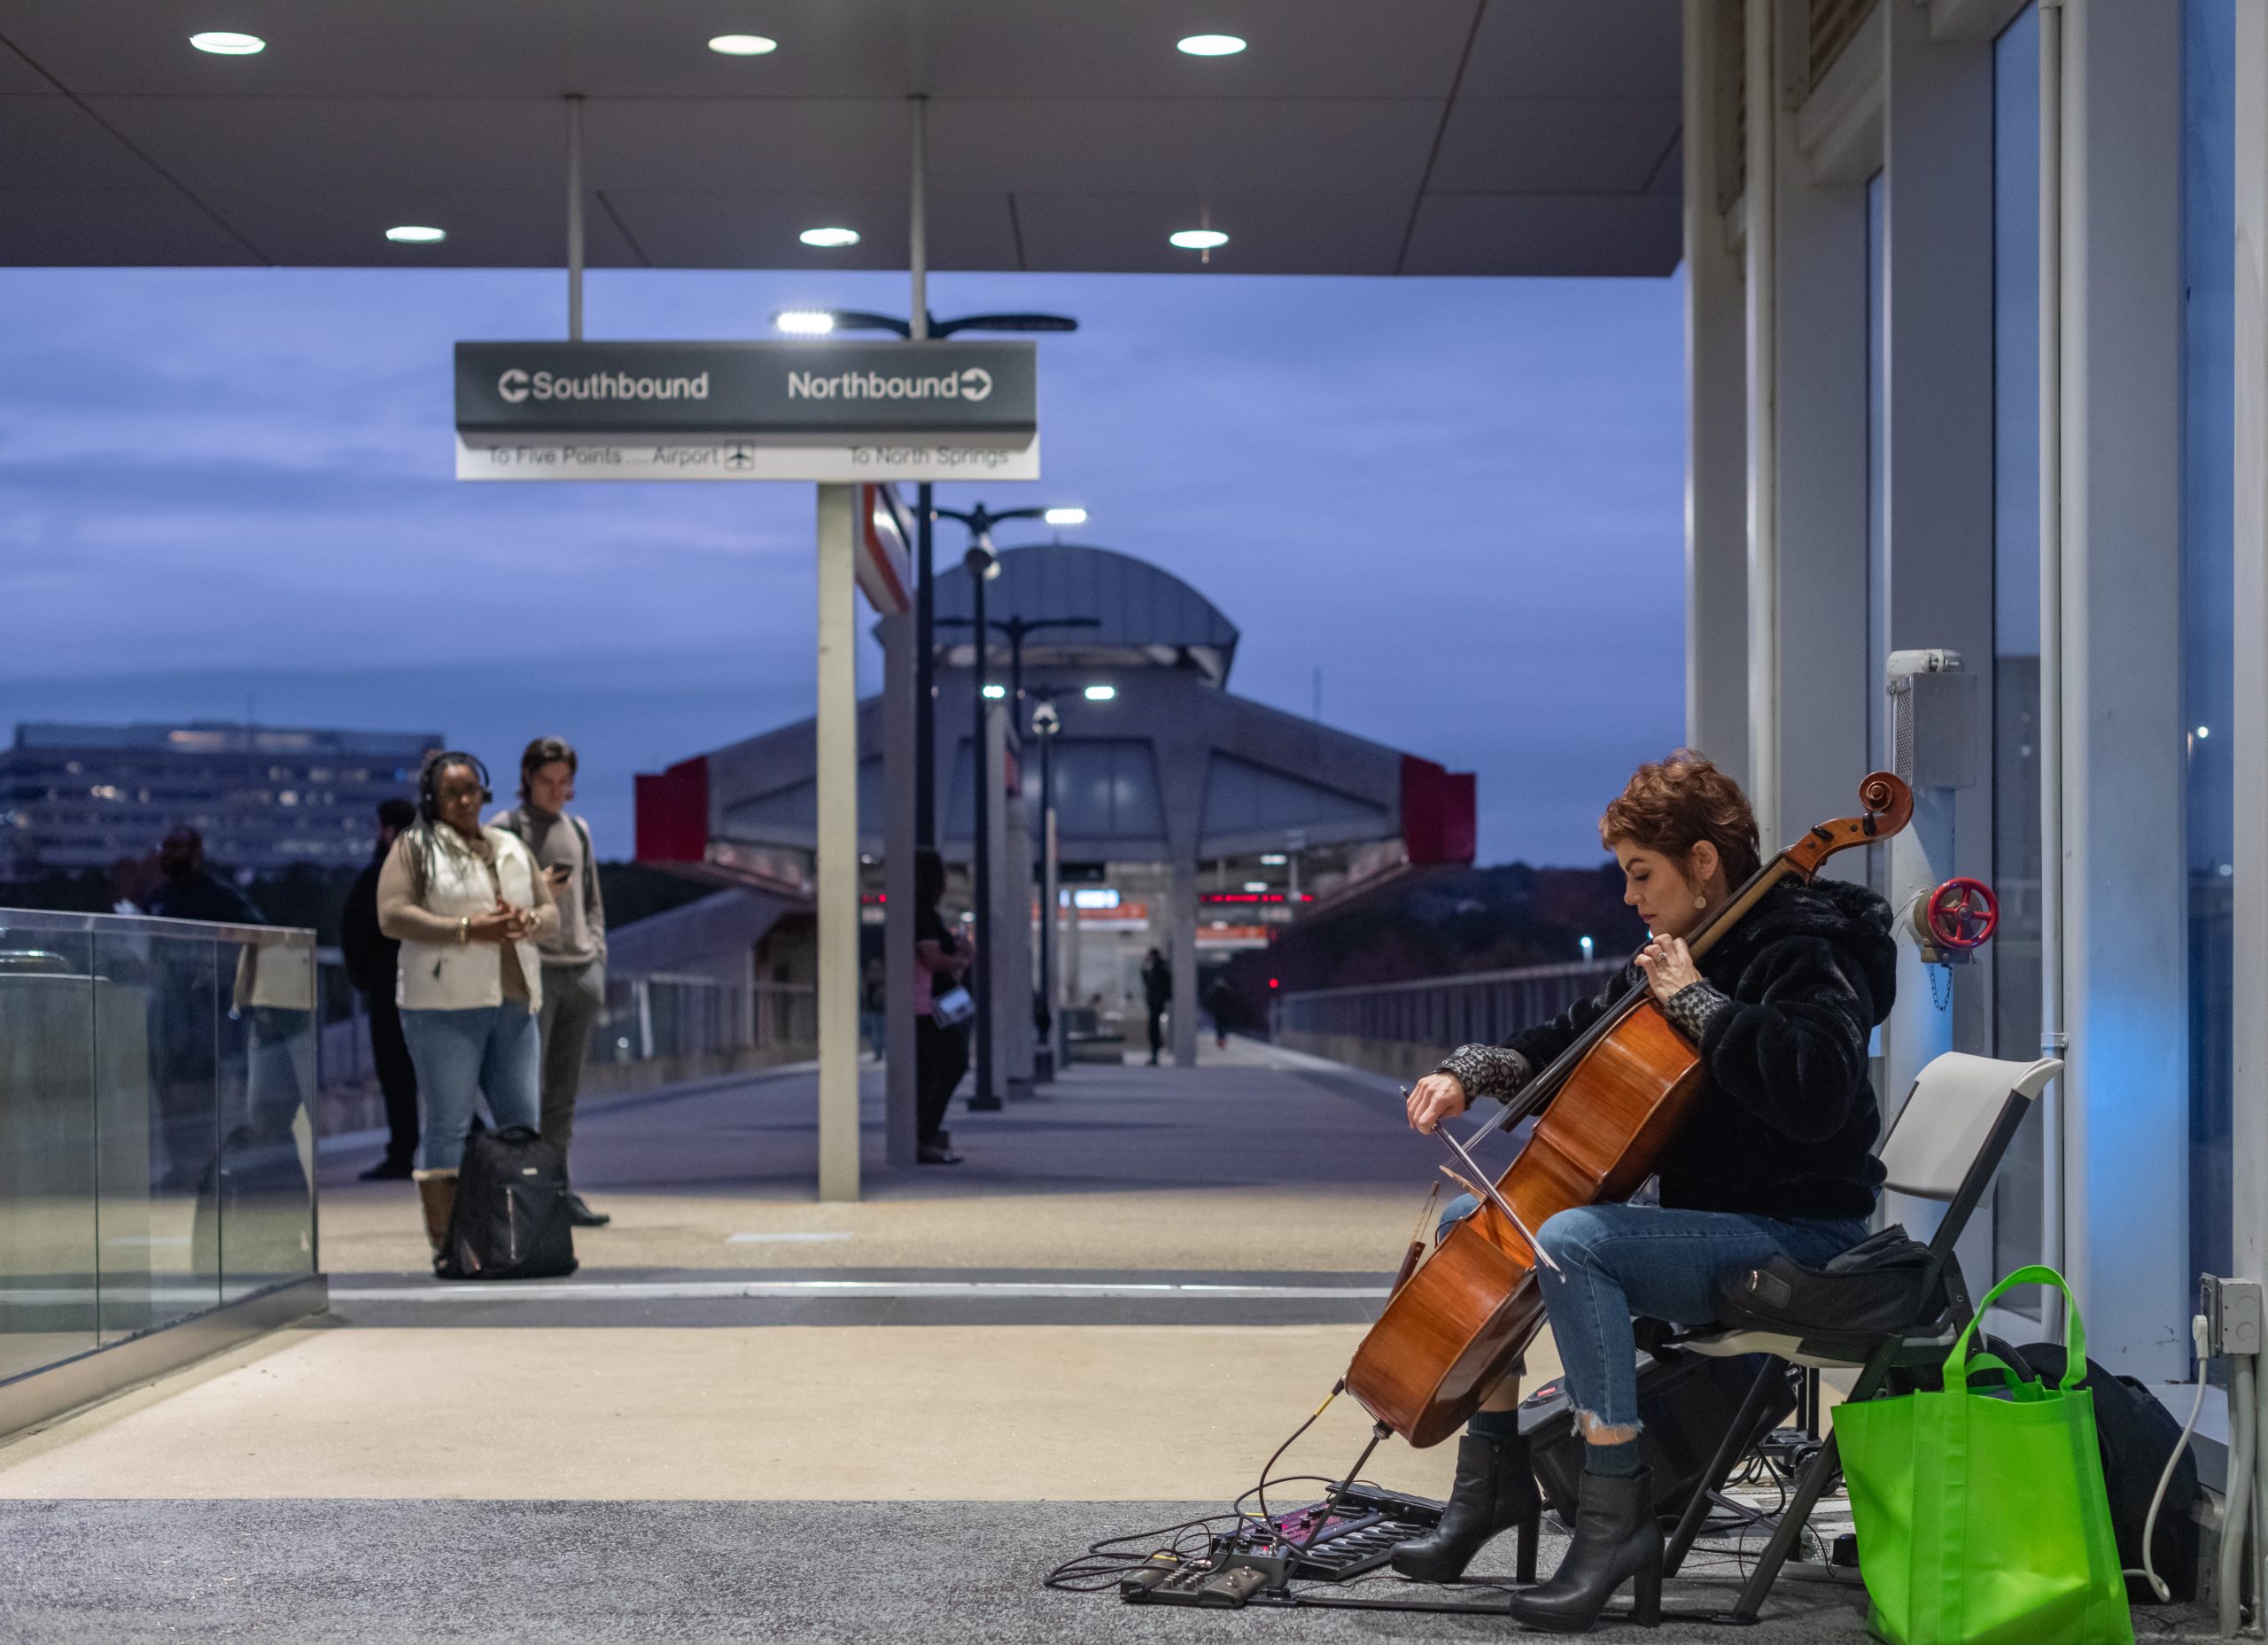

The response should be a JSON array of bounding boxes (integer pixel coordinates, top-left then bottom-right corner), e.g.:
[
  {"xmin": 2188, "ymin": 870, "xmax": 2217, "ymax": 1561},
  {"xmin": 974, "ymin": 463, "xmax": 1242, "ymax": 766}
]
[
  {"xmin": 856, "ymin": 484, "xmax": 914, "ymax": 616},
  {"xmin": 453, "ymin": 340, "xmax": 1039, "ymax": 482}
]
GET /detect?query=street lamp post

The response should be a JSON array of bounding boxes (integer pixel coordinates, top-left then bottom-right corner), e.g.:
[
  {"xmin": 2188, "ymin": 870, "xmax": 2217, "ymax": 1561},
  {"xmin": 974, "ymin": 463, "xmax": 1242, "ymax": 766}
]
[
  {"xmin": 1030, "ymin": 696, "xmax": 1063, "ymax": 1080},
  {"xmin": 928, "ymin": 506, "xmax": 1091, "ymax": 1106},
  {"xmin": 936, "ymin": 613, "xmax": 1103, "ymax": 708},
  {"xmin": 964, "ymin": 540, "xmax": 1003, "ymax": 1112},
  {"xmin": 769, "ymin": 308, "xmax": 1076, "ymax": 852}
]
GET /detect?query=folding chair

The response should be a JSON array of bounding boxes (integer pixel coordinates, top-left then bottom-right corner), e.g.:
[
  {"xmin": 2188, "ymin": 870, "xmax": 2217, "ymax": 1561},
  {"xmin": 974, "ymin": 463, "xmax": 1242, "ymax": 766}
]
[{"xmin": 1657, "ymin": 1051, "xmax": 2063, "ymax": 1621}]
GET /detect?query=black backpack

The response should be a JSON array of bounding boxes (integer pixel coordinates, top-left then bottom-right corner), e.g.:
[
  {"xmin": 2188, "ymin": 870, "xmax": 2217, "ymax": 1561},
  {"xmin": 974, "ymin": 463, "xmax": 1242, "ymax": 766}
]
[
  {"xmin": 446, "ymin": 1125, "xmax": 578, "ymax": 1282},
  {"xmin": 2014, "ymin": 1343, "xmax": 2199, "ymax": 1604},
  {"xmin": 1708, "ymin": 1225, "xmax": 1953, "ymax": 1347}
]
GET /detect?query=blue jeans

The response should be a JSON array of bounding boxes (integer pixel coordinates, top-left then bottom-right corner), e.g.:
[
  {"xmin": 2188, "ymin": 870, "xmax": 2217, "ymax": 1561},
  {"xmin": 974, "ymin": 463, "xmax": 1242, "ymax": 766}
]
[
  {"xmin": 1441, "ymin": 1196, "xmax": 1868, "ymax": 1431},
  {"xmin": 401, "ymin": 1004, "xmax": 540, "ymax": 1172}
]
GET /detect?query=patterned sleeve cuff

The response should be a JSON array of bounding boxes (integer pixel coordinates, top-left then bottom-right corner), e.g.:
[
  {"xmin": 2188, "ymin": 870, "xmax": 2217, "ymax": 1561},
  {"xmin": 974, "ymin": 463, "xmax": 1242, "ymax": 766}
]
[
  {"xmin": 1435, "ymin": 1044, "xmax": 1532, "ymax": 1101},
  {"xmin": 1663, "ymin": 980, "xmax": 1733, "ymax": 1043}
]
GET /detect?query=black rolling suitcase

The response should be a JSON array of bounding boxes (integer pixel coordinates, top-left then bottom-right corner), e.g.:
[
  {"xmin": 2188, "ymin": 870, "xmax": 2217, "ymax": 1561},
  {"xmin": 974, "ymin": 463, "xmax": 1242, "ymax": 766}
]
[{"xmin": 445, "ymin": 1124, "xmax": 578, "ymax": 1281}]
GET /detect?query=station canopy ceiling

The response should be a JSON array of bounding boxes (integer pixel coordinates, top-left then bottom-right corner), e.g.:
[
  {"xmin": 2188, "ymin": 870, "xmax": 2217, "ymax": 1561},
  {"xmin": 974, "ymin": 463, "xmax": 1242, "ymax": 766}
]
[{"xmin": 1, "ymin": 2, "xmax": 1682, "ymax": 275}]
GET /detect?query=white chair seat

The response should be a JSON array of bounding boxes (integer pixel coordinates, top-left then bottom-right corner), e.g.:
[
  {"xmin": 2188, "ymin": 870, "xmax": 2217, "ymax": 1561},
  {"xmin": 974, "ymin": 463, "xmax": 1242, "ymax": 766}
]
[{"xmin": 1677, "ymin": 1323, "xmax": 1958, "ymax": 1371}]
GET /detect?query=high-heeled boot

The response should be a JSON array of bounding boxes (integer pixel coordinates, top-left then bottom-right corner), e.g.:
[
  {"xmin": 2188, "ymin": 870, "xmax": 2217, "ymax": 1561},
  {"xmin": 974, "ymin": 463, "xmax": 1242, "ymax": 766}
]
[
  {"xmin": 1390, "ymin": 1429, "xmax": 1542, "ymax": 1583},
  {"xmin": 1504, "ymin": 1466, "xmax": 1662, "ymax": 1633},
  {"xmin": 415, "ymin": 1170, "xmax": 457, "ymax": 1277}
]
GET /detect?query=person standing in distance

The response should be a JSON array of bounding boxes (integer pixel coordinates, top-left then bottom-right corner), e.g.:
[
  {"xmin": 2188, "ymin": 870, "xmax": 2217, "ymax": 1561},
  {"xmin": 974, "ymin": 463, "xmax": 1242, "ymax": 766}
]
[
  {"xmin": 493, "ymin": 736, "xmax": 610, "ymax": 1228},
  {"xmin": 341, "ymin": 797, "xmax": 420, "ymax": 1180},
  {"xmin": 1140, "ymin": 947, "xmax": 1172, "ymax": 1067},
  {"xmin": 379, "ymin": 752, "xmax": 556, "ymax": 1270}
]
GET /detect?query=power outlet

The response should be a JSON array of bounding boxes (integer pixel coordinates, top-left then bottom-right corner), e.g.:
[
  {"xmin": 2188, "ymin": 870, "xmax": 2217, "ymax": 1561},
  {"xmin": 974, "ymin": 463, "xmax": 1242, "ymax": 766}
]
[{"xmin": 2202, "ymin": 1276, "xmax": 2264, "ymax": 1357}]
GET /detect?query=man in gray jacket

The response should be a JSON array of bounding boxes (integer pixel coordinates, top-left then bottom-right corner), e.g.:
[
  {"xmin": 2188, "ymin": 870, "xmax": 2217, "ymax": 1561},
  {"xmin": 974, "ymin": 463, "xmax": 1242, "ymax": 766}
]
[{"xmin": 494, "ymin": 736, "xmax": 610, "ymax": 1227}]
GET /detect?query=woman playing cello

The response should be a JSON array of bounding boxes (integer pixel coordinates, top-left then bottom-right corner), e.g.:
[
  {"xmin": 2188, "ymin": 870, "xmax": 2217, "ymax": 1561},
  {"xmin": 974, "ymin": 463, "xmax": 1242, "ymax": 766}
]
[{"xmin": 1392, "ymin": 750, "xmax": 1897, "ymax": 1633}]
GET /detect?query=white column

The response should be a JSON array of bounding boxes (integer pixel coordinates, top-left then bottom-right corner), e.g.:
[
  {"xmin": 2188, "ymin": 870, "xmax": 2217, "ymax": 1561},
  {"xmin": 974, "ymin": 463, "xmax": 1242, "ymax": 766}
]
[
  {"xmin": 2236, "ymin": 4, "xmax": 2268, "ymax": 1599},
  {"xmin": 1684, "ymin": 0, "xmax": 1750, "ymax": 780},
  {"xmin": 1767, "ymin": 56, "xmax": 1870, "ymax": 850},
  {"xmin": 1744, "ymin": 0, "xmax": 1782, "ymax": 849},
  {"xmin": 2231, "ymin": 0, "xmax": 2268, "ymax": 1375},
  {"xmin": 815, "ymin": 484, "xmax": 861, "ymax": 1201},
  {"xmin": 882, "ymin": 609, "xmax": 919, "ymax": 1168},
  {"xmin": 2037, "ymin": 0, "xmax": 2069, "ymax": 1284},
  {"xmin": 2058, "ymin": 0, "xmax": 2186, "ymax": 1379}
]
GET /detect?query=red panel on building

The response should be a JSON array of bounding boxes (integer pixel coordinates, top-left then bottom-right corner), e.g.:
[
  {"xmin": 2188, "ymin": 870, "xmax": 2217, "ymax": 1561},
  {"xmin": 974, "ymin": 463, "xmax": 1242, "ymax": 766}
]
[
  {"xmin": 635, "ymin": 757, "xmax": 711, "ymax": 864},
  {"xmin": 1401, "ymin": 756, "xmax": 1477, "ymax": 866}
]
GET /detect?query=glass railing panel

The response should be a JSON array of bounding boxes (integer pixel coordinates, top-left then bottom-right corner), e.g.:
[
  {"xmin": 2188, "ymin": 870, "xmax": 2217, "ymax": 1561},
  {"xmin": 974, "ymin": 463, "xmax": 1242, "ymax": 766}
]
[
  {"xmin": 91, "ymin": 925, "xmax": 221, "ymax": 1342},
  {"xmin": 214, "ymin": 933, "xmax": 317, "ymax": 1303},
  {"xmin": 0, "ymin": 923, "xmax": 98, "ymax": 1380}
]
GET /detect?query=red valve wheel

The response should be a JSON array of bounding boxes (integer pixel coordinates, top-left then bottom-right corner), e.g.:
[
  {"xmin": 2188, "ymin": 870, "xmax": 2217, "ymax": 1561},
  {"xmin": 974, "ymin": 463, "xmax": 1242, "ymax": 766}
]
[{"xmin": 1926, "ymin": 878, "xmax": 1999, "ymax": 951}]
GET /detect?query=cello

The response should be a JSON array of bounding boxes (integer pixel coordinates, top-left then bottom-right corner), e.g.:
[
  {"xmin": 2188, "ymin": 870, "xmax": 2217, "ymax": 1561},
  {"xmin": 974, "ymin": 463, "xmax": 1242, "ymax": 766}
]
[{"xmin": 1345, "ymin": 772, "xmax": 1913, "ymax": 1447}]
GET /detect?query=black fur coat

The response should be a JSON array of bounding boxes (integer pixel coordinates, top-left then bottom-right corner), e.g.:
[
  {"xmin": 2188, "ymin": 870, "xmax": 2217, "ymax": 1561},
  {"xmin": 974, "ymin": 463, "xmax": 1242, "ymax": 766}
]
[{"xmin": 1504, "ymin": 876, "xmax": 1898, "ymax": 1220}]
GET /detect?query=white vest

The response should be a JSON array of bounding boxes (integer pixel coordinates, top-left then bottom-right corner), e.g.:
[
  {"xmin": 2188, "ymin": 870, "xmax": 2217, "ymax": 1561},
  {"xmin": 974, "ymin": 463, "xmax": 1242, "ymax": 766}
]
[{"xmin": 395, "ymin": 826, "xmax": 546, "ymax": 1013}]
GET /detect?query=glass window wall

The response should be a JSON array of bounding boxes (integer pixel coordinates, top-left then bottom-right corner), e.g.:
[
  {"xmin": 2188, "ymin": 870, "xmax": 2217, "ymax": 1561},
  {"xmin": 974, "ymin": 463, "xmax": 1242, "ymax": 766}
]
[
  {"xmin": 2182, "ymin": 0, "xmax": 2236, "ymax": 1298},
  {"xmin": 1990, "ymin": 4, "xmax": 2046, "ymax": 1289}
]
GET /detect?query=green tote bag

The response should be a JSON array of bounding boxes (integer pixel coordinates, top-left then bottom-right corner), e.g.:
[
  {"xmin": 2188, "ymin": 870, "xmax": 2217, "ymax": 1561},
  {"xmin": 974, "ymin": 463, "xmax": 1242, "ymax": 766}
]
[{"xmin": 1834, "ymin": 1265, "xmax": 2134, "ymax": 1645}]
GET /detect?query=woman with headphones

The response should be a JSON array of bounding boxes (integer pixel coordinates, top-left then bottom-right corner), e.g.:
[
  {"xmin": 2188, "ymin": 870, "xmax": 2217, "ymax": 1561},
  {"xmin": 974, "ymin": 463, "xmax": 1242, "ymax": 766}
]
[{"xmin": 377, "ymin": 751, "xmax": 559, "ymax": 1269}]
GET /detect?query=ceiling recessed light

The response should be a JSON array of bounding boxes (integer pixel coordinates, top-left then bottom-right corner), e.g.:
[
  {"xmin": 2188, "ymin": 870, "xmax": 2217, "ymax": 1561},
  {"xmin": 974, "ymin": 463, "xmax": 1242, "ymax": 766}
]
[
  {"xmin": 799, "ymin": 227, "xmax": 860, "ymax": 248},
  {"xmin": 190, "ymin": 30, "xmax": 265, "ymax": 55},
  {"xmin": 385, "ymin": 225, "xmax": 447, "ymax": 244},
  {"xmin": 1177, "ymin": 34, "xmax": 1247, "ymax": 57},
  {"xmin": 708, "ymin": 34, "xmax": 778, "ymax": 56},
  {"xmin": 1169, "ymin": 229, "xmax": 1229, "ymax": 251}
]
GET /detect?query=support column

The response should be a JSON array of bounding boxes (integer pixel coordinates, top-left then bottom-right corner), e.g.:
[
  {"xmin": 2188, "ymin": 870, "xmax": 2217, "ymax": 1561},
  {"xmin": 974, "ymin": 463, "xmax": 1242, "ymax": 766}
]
[
  {"xmin": 815, "ymin": 484, "xmax": 861, "ymax": 1202},
  {"xmin": 1744, "ymin": 0, "xmax": 1783, "ymax": 849},
  {"xmin": 882, "ymin": 608, "xmax": 918, "ymax": 1168},
  {"xmin": 564, "ymin": 95, "xmax": 584, "ymax": 341},
  {"xmin": 2058, "ymin": 0, "xmax": 2186, "ymax": 1379},
  {"xmin": 1684, "ymin": 0, "xmax": 1750, "ymax": 780},
  {"xmin": 1768, "ymin": 31, "xmax": 1870, "ymax": 850},
  {"xmin": 999, "ymin": 748, "xmax": 1036, "ymax": 1097},
  {"xmin": 1169, "ymin": 861, "xmax": 1200, "ymax": 1067},
  {"xmin": 2231, "ymin": 0, "xmax": 2268, "ymax": 1402}
]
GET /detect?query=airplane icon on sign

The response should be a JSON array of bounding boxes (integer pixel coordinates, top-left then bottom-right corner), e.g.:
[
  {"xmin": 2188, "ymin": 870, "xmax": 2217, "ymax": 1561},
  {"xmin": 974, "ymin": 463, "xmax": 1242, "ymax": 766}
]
[{"xmin": 722, "ymin": 444, "xmax": 755, "ymax": 470}]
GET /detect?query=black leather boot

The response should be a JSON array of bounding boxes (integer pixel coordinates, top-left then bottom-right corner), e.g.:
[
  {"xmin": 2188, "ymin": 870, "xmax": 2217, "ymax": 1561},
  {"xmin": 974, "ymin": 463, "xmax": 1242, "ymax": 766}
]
[
  {"xmin": 1390, "ymin": 1429, "xmax": 1542, "ymax": 1584},
  {"xmin": 1505, "ymin": 1466, "xmax": 1662, "ymax": 1633}
]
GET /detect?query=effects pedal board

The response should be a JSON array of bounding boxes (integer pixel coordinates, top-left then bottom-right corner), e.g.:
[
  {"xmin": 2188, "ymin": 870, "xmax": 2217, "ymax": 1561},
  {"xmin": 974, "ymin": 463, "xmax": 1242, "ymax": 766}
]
[
  {"xmin": 1262, "ymin": 1482, "xmax": 1443, "ymax": 1580},
  {"xmin": 1119, "ymin": 1484, "xmax": 1445, "ymax": 1607}
]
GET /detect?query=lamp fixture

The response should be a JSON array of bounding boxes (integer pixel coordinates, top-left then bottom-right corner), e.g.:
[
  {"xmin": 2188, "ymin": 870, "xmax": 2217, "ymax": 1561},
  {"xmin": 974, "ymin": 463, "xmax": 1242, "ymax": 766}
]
[
  {"xmin": 708, "ymin": 34, "xmax": 778, "ymax": 55},
  {"xmin": 1042, "ymin": 508, "xmax": 1087, "ymax": 526},
  {"xmin": 799, "ymin": 227, "xmax": 860, "ymax": 248},
  {"xmin": 384, "ymin": 225, "xmax": 447, "ymax": 244},
  {"xmin": 1177, "ymin": 34, "xmax": 1247, "ymax": 56},
  {"xmin": 1259, "ymin": 853, "xmax": 1288, "ymax": 865},
  {"xmin": 1084, "ymin": 685, "xmax": 1115, "ymax": 702},
  {"xmin": 1169, "ymin": 229, "xmax": 1229, "ymax": 251},
  {"xmin": 1243, "ymin": 881, "xmax": 1270, "ymax": 893},
  {"xmin": 190, "ymin": 30, "xmax": 265, "ymax": 54},
  {"xmin": 982, "ymin": 684, "xmax": 1006, "ymax": 700},
  {"xmin": 773, "ymin": 310, "xmax": 836, "ymax": 335}
]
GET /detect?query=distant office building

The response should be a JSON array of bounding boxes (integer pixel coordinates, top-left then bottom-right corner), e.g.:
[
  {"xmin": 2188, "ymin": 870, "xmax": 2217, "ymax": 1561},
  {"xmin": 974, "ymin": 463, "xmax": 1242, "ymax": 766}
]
[{"xmin": 0, "ymin": 722, "xmax": 443, "ymax": 878}]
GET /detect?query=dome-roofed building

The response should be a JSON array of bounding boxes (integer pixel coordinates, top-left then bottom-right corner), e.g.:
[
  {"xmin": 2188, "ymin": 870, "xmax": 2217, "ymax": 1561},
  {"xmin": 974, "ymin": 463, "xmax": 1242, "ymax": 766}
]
[{"xmin": 634, "ymin": 543, "xmax": 1473, "ymax": 1066}]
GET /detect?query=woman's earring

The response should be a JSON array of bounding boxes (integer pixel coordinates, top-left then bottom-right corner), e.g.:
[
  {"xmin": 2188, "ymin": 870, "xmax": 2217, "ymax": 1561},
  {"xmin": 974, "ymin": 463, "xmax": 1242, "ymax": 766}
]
[{"xmin": 1694, "ymin": 894, "xmax": 1708, "ymax": 910}]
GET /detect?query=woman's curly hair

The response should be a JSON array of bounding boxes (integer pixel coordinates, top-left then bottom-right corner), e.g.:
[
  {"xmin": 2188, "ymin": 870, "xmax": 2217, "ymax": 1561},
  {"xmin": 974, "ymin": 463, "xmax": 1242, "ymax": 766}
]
[{"xmin": 1598, "ymin": 749, "xmax": 1760, "ymax": 886}]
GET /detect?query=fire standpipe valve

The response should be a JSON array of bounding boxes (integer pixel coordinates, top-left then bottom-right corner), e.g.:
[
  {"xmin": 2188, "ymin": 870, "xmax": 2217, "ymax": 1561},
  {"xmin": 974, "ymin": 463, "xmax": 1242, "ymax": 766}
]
[{"xmin": 1908, "ymin": 876, "xmax": 1998, "ymax": 966}]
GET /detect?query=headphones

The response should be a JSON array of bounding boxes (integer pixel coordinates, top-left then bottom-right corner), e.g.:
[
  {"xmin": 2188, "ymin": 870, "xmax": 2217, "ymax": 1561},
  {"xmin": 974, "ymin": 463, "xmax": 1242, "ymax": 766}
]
[{"xmin": 417, "ymin": 751, "xmax": 493, "ymax": 822}]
